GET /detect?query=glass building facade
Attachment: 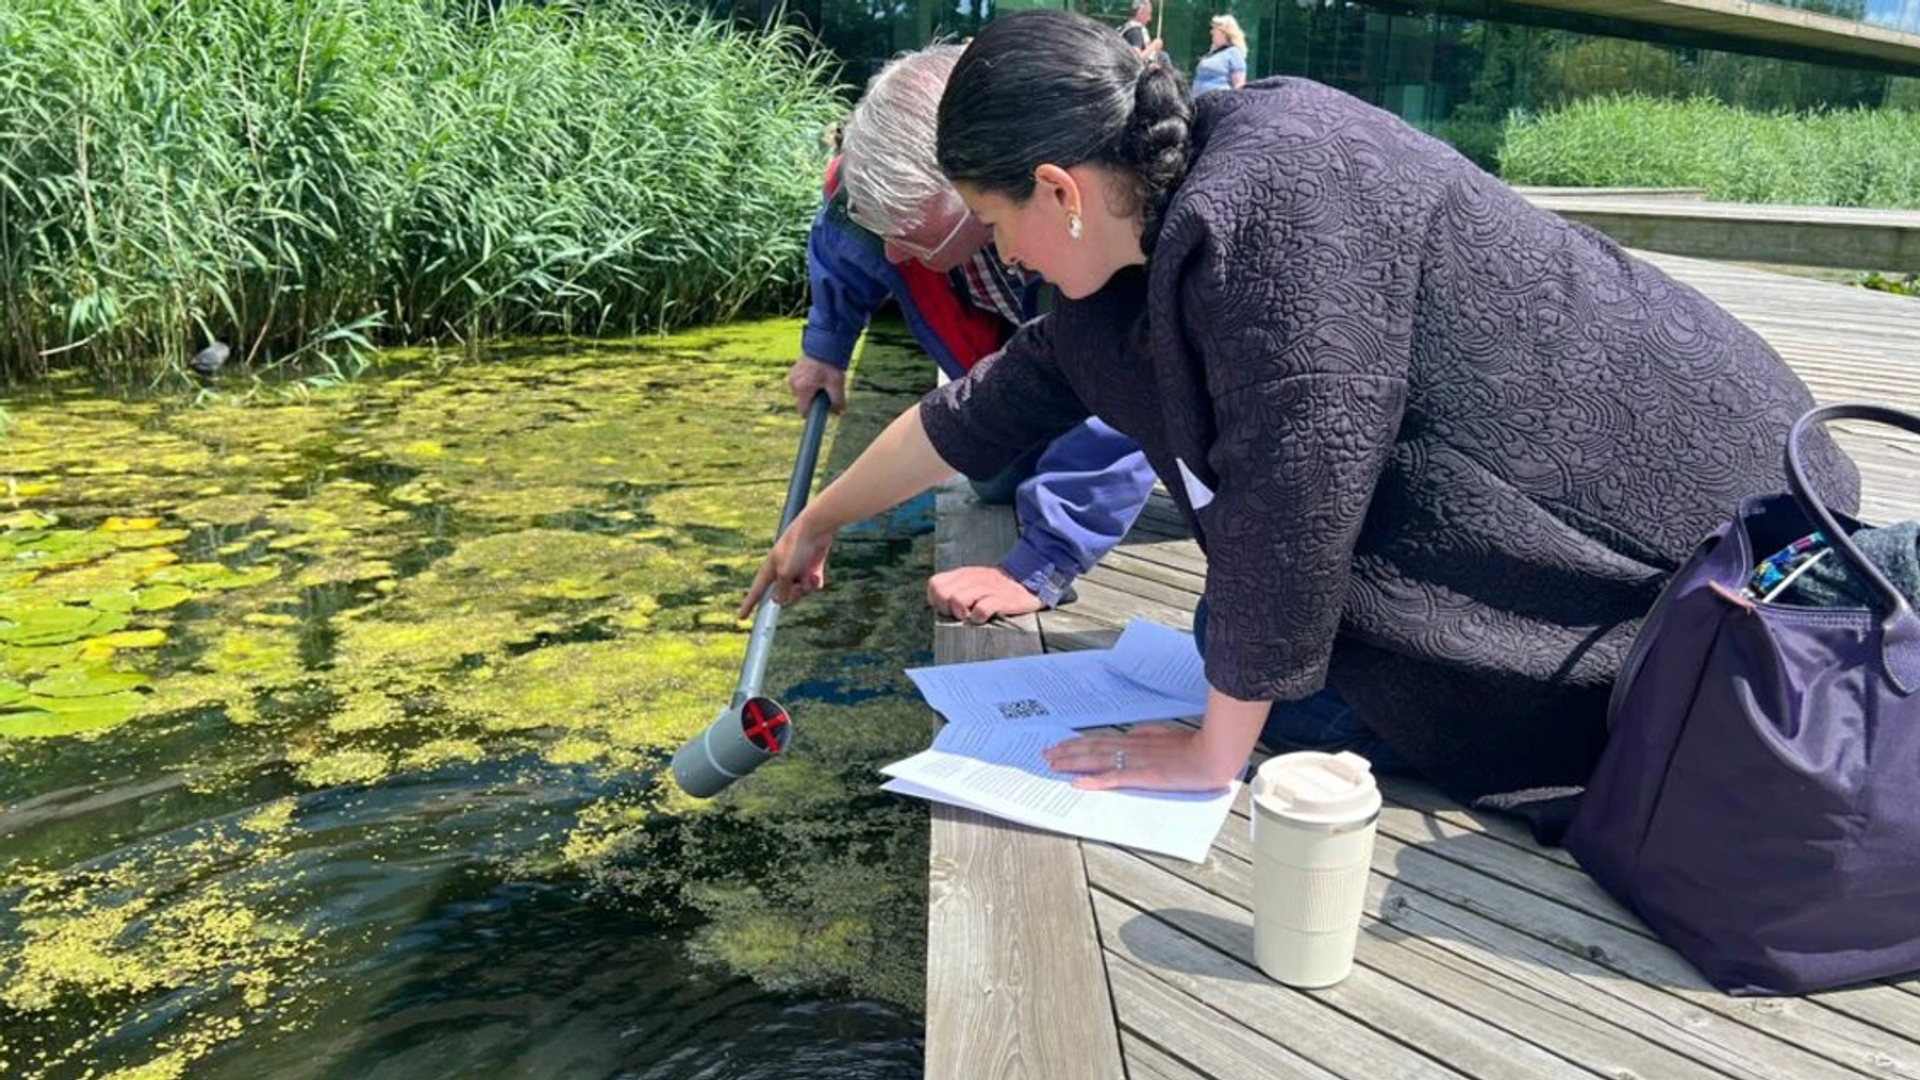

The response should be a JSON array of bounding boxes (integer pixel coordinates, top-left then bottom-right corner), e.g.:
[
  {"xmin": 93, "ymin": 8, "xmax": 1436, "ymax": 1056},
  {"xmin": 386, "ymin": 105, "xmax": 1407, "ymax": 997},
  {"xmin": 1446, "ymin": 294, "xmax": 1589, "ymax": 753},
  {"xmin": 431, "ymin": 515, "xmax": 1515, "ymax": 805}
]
[{"xmin": 712, "ymin": 0, "xmax": 1920, "ymax": 168}]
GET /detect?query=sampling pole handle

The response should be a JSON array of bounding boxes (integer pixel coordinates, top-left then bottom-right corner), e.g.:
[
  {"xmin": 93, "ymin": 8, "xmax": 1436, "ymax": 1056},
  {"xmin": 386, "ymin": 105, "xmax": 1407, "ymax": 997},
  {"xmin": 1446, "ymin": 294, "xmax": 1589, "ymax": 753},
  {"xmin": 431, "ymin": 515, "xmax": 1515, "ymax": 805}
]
[{"xmin": 734, "ymin": 391, "xmax": 832, "ymax": 704}]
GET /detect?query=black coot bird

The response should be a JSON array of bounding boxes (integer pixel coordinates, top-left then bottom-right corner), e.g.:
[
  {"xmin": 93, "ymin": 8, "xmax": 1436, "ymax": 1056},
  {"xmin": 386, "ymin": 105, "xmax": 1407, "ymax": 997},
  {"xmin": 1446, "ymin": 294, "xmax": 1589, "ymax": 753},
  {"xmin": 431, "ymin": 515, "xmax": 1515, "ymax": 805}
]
[{"xmin": 189, "ymin": 340, "xmax": 230, "ymax": 380}]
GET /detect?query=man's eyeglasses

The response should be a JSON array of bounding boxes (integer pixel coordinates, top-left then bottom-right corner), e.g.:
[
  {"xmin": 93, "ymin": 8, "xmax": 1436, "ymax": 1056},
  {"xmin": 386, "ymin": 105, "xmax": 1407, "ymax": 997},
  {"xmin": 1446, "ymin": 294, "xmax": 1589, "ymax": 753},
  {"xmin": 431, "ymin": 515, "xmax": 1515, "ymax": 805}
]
[{"xmin": 849, "ymin": 196, "xmax": 974, "ymax": 263}]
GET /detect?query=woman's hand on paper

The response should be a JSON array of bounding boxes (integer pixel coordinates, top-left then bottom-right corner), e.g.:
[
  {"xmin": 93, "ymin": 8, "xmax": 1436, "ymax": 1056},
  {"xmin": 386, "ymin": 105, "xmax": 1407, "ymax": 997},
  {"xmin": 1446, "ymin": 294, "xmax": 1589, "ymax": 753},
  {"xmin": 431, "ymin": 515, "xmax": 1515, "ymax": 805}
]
[
  {"xmin": 1043, "ymin": 725, "xmax": 1236, "ymax": 792},
  {"xmin": 739, "ymin": 513, "xmax": 835, "ymax": 617}
]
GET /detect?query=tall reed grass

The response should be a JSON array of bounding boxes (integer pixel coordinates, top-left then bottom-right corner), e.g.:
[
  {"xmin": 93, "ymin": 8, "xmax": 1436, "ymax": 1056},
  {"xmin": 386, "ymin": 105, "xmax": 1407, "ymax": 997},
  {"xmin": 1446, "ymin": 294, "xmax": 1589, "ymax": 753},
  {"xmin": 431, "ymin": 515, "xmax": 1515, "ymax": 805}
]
[
  {"xmin": 0, "ymin": 0, "xmax": 843, "ymax": 382},
  {"xmin": 1500, "ymin": 95, "xmax": 1920, "ymax": 209}
]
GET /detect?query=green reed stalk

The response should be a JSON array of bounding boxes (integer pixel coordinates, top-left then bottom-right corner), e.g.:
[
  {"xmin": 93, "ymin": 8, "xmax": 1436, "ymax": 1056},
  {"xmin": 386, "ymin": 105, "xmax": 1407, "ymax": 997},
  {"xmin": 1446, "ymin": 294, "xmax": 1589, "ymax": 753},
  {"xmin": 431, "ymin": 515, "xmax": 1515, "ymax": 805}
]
[{"xmin": 0, "ymin": 0, "xmax": 843, "ymax": 382}]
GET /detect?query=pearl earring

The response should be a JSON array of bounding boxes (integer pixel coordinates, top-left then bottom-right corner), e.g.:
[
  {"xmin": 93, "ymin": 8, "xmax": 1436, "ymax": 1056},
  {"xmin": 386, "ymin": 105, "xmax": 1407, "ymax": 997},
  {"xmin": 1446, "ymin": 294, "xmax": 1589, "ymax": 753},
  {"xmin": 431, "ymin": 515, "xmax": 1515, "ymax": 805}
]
[{"xmin": 1067, "ymin": 212, "xmax": 1083, "ymax": 240}]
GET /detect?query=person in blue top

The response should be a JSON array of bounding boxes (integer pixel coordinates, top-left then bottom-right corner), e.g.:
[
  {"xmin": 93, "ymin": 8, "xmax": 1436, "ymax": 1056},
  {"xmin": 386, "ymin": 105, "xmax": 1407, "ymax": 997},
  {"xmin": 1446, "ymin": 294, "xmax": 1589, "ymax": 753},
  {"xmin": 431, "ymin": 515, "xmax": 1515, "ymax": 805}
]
[
  {"xmin": 1192, "ymin": 15, "xmax": 1247, "ymax": 97},
  {"xmin": 787, "ymin": 45, "xmax": 1156, "ymax": 621}
]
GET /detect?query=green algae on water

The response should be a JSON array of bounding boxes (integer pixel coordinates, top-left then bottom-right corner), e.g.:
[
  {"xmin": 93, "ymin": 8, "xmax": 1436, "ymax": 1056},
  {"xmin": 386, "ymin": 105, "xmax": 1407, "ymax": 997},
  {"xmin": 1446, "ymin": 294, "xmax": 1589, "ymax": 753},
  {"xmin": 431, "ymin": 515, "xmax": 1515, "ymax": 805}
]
[{"xmin": 0, "ymin": 321, "xmax": 939, "ymax": 1076}]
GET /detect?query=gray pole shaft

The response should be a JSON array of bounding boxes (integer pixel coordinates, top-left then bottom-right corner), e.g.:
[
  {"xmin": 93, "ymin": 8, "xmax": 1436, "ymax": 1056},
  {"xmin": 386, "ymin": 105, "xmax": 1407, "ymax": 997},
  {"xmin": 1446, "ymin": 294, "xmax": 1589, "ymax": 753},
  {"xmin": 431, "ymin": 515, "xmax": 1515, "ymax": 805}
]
[{"xmin": 734, "ymin": 392, "xmax": 831, "ymax": 704}]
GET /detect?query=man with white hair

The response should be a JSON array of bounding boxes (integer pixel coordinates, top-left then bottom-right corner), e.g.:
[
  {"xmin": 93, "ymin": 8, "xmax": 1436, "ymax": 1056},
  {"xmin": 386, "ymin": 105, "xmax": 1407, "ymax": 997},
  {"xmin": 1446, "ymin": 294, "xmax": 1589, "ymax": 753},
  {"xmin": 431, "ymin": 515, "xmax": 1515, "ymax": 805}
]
[
  {"xmin": 788, "ymin": 45, "xmax": 1155, "ymax": 622},
  {"xmin": 1120, "ymin": 0, "xmax": 1162, "ymax": 58}
]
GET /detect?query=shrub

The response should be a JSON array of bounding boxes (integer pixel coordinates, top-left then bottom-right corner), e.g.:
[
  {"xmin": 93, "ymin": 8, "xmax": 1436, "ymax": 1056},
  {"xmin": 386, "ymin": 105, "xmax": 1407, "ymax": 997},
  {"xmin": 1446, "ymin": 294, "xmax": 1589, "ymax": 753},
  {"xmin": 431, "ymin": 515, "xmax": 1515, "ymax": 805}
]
[
  {"xmin": 1432, "ymin": 116, "xmax": 1507, "ymax": 174},
  {"xmin": 0, "ymin": 0, "xmax": 843, "ymax": 382},
  {"xmin": 1859, "ymin": 271, "xmax": 1920, "ymax": 298},
  {"xmin": 1498, "ymin": 94, "xmax": 1920, "ymax": 210}
]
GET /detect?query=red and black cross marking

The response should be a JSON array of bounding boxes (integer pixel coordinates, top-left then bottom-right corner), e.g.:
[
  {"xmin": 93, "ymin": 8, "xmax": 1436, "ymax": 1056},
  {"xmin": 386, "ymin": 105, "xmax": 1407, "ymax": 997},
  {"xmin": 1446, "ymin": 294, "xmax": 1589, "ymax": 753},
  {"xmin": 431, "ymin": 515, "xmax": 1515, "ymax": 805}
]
[{"xmin": 739, "ymin": 697, "xmax": 791, "ymax": 753}]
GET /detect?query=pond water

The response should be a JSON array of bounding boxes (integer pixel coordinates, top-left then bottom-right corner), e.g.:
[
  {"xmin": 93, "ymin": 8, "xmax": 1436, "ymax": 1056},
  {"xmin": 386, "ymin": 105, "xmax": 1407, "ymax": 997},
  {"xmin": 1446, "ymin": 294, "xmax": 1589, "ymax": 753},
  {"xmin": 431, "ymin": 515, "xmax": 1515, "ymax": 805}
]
[{"xmin": 0, "ymin": 322, "xmax": 936, "ymax": 1080}]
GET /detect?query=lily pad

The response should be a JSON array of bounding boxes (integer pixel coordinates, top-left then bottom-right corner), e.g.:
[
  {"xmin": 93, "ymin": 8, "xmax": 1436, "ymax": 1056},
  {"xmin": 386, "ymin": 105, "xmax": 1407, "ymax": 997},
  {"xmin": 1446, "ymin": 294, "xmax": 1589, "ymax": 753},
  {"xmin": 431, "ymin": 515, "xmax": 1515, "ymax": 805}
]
[
  {"xmin": 134, "ymin": 584, "xmax": 196, "ymax": 611},
  {"xmin": 0, "ymin": 641, "xmax": 84, "ymax": 680},
  {"xmin": 95, "ymin": 628, "xmax": 168, "ymax": 650},
  {"xmin": 0, "ymin": 532, "xmax": 50, "ymax": 558},
  {"xmin": 0, "ymin": 691, "xmax": 143, "ymax": 738},
  {"xmin": 0, "ymin": 604, "xmax": 127, "ymax": 646},
  {"xmin": 148, "ymin": 563, "xmax": 279, "ymax": 591},
  {"xmin": 88, "ymin": 587, "xmax": 141, "ymax": 613},
  {"xmin": 99, "ymin": 517, "xmax": 161, "ymax": 532},
  {"xmin": 8, "ymin": 530, "xmax": 118, "ymax": 571},
  {"xmin": 107, "ymin": 527, "xmax": 192, "ymax": 550},
  {"xmin": 29, "ymin": 667, "xmax": 151, "ymax": 698},
  {"xmin": 0, "ymin": 510, "xmax": 57, "ymax": 530}
]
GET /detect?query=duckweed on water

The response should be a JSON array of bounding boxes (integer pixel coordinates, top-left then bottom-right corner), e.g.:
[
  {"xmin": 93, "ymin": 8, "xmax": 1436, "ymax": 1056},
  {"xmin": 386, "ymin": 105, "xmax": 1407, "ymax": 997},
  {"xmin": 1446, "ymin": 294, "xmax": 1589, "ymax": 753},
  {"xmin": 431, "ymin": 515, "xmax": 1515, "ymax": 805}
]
[{"xmin": 1, "ymin": 320, "xmax": 938, "ymax": 1077}]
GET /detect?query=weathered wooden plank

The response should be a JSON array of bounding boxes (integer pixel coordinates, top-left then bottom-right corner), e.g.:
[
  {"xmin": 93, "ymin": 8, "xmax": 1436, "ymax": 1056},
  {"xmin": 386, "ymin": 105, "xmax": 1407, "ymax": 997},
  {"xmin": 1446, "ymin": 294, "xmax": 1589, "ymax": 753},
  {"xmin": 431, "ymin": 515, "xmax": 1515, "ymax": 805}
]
[
  {"xmin": 1094, "ymin": 888, "xmax": 1455, "ymax": 1080},
  {"xmin": 926, "ymin": 811, "xmax": 1121, "ymax": 1080},
  {"xmin": 1138, "ymin": 832, "xmax": 1868, "ymax": 1080},
  {"xmin": 1364, "ymin": 829, "xmax": 1920, "ymax": 1080},
  {"xmin": 1119, "ymin": 1030, "xmax": 1214, "ymax": 1080},
  {"xmin": 1076, "ymin": 557, "xmax": 1205, "ymax": 613},
  {"xmin": 1121, "ymin": 840, "xmax": 1737, "ymax": 1080},
  {"xmin": 1363, "ymin": 866, "xmax": 1881, "ymax": 1080},
  {"xmin": 1098, "ymin": 548, "xmax": 1206, "ymax": 593},
  {"xmin": 926, "ymin": 482, "xmax": 1123, "ymax": 1080},
  {"xmin": 1089, "ymin": 846, "xmax": 1600, "ymax": 1080},
  {"xmin": 1810, "ymin": 984, "xmax": 1920, "ymax": 1054},
  {"xmin": 1112, "ymin": 536, "xmax": 1207, "ymax": 578},
  {"xmin": 1067, "ymin": 575, "xmax": 1195, "ymax": 631},
  {"xmin": 1122, "ymin": 512, "xmax": 1192, "ymax": 540},
  {"xmin": 1133, "ymin": 498, "xmax": 1191, "ymax": 533},
  {"xmin": 1204, "ymin": 781, "xmax": 1897, "ymax": 1080},
  {"xmin": 1378, "ymin": 774, "xmax": 1582, "ymax": 870},
  {"xmin": 1106, "ymin": 952, "xmax": 1344, "ymax": 1080},
  {"xmin": 1372, "ymin": 804, "xmax": 1643, "ymax": 934},
  {"xmin": 1280, "ymin": 763, "xmax": 1920, "ymax": 1077},
  {"xmin": 930, "ymin": 484, "xmax": 1042, "ymax": 665},
  {"xmin": 1367, "ymin": 801, "xmax": 1920, "ymax": 1044},
  {"xmin": 1034, "ymin": 607, "xmax": 1122, "ymax": 654}
]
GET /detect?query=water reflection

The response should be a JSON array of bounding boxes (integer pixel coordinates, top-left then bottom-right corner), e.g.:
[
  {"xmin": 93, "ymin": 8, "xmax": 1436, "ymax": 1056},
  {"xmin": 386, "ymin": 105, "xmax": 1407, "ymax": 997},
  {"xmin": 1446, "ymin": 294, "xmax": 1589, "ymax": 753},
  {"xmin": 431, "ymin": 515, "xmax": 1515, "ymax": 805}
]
[{"xmin": 0, "ymin": 321, "xmax": 932, "ymax": 1079}]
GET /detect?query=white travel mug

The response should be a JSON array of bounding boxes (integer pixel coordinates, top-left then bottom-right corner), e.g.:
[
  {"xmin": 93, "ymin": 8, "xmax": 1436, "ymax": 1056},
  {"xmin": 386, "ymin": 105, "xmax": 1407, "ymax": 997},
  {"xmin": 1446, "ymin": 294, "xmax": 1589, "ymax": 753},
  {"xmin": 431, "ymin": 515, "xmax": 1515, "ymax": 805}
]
[{"xmin": 1249, "ymin": 750, "xmax": 1382, "ymax": 987}]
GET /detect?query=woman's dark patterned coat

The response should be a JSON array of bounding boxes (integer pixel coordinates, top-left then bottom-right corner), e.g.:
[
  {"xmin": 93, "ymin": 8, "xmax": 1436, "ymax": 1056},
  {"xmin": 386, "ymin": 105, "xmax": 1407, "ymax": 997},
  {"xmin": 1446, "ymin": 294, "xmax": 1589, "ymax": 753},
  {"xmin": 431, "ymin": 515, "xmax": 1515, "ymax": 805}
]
[{"xmin": 921, "ymin": 78, "xmax": 1858, "ymax": 806}]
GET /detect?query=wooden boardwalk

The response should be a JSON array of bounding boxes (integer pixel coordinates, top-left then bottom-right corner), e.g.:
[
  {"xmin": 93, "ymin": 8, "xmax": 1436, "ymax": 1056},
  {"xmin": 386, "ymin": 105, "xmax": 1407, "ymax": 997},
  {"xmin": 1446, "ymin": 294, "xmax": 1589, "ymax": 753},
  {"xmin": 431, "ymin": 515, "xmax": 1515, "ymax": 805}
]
[{"xmin": 924, "ymin": 254, "xmax": 1920, "ymax": 1080}]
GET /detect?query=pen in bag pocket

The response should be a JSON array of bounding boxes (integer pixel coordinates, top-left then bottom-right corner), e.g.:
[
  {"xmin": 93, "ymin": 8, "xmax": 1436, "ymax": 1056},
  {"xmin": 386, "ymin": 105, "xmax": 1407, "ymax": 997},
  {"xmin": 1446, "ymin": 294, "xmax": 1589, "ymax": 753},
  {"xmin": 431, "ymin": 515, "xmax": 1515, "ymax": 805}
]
[{"xmin": 1744, "ymin": 531, "xmax": 1832, "ymax": 602}]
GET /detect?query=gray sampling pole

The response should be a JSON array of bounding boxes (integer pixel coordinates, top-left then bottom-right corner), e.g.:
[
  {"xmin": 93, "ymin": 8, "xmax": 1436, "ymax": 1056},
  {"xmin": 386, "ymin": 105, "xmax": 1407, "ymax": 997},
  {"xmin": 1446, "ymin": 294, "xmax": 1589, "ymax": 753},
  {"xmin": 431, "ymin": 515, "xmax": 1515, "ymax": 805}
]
[{"xmin": 670, "ymin": 391, "xmax": 832, "ymax": 797}]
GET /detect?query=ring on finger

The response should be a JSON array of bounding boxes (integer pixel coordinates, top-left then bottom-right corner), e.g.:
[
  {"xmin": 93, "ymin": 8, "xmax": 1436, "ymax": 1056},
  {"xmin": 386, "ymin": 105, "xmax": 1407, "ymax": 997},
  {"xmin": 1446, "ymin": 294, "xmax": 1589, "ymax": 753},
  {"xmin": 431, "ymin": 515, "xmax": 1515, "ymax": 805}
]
[{"xmin": 1114, "ymin": 748, "xmax": 1128, "ymax": 771}]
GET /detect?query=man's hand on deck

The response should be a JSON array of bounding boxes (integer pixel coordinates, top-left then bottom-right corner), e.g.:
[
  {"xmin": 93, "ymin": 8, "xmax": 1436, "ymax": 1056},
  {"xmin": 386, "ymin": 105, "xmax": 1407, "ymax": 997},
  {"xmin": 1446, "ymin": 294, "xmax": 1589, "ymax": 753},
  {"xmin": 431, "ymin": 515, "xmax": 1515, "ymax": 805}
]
[
  {"xmin": 927, "ymin": 566, "xmax": 1045, "ymax": 623},
  {"xmin": 740, "ymin": 516, "xmax": 835, "ymax": 617},
  {"xmin": 787, "ymin": 356, "xmax": 847, "ymax": 417},
  {"xmin": 1044, "ymin": 725, "xmax": 1238, "ymax": 792}
]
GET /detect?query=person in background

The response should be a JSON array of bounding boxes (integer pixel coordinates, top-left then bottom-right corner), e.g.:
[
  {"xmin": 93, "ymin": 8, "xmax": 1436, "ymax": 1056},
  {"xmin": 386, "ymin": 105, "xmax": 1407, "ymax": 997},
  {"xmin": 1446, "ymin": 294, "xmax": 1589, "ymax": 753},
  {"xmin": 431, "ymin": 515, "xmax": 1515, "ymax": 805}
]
[
  {"xmin": 1119, "ymin": 0, "xmax": 1162, "ymax": 59},
  {"xmin": 745, "ymin": 14, "xmax": 1859, "ymax": 840},
  {"xmin": 789, "ymin": 45, "xmax": 1156, "ymax": 622},
  {"xmin": 1192, "ymin": 14, "xmax": 1247, "ymax": 97}
]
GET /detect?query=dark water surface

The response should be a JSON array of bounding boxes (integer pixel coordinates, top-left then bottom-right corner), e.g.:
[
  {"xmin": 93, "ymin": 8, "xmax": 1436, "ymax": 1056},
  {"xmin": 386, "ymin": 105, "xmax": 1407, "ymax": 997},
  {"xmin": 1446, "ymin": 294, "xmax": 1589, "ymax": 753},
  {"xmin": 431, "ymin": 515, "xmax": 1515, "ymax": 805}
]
[{"xmin": 0, "ymin": 323, "xmax": 934, "ymax": 1079}]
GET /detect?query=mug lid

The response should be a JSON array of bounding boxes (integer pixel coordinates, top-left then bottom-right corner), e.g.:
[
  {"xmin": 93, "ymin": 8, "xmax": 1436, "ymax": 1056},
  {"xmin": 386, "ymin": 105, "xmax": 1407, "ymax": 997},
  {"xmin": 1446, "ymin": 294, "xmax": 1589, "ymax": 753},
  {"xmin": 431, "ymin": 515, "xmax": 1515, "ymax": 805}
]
[{"xmin": 1253, "ymin": 751, "xmax": 1381, "ymax": 824}]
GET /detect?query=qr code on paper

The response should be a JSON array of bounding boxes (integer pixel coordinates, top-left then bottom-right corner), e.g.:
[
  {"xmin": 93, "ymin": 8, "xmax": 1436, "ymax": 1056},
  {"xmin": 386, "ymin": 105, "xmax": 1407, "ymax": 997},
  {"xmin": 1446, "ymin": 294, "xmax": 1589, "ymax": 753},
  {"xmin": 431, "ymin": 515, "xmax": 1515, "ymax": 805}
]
[{"xmin": 993, "ymin": 698, "xmax": 1051, "ymax": 720}]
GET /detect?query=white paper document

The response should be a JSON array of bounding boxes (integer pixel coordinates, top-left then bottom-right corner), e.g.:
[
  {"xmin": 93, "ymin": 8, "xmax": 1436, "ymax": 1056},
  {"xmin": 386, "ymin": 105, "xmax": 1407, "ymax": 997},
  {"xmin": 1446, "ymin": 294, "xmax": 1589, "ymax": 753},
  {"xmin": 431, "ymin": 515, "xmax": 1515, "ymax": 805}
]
[
  {"xmin": 904, "ymin": 619, "xmax": 1207, "ymax": 729},
  {"xmin": 880, "ymin": 721, "xmax": 1236, "ymax": 863}
]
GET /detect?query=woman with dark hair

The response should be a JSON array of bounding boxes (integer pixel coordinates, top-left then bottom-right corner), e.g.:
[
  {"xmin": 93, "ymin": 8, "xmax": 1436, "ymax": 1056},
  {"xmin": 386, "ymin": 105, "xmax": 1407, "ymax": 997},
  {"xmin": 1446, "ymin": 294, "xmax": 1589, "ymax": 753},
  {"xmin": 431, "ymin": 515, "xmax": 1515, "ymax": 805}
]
[{"xmin": 739, "ymin": 11, "xmax": 1856, "ymax": 828}]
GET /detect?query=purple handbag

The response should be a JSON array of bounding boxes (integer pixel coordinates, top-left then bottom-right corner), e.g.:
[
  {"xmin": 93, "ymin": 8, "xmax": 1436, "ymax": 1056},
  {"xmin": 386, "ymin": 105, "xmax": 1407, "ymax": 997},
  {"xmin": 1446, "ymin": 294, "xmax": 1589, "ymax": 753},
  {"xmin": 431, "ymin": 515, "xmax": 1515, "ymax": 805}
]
[{"xmin": 1567, "ymin": 403, "xmax": 1920, "ymax": 995}]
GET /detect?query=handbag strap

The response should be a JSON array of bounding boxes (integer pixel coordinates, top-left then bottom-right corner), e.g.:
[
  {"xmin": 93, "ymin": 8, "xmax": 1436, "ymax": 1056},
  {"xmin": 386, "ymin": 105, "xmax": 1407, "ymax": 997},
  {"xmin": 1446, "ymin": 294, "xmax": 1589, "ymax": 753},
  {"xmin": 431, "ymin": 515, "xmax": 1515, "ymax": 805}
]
[{"xmin": 1786, "ymin": 403, "xmax": 1920, "ymax": 696}]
